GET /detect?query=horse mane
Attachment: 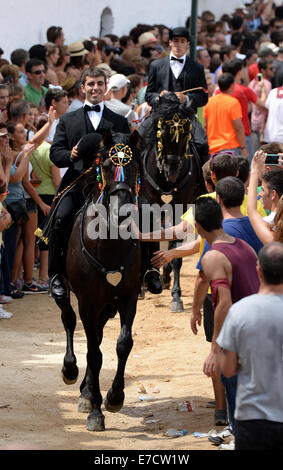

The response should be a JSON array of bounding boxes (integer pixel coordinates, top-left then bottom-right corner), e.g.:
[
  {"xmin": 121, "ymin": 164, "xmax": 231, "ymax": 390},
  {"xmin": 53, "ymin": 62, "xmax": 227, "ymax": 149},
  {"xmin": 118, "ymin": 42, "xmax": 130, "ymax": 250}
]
[
  {"xmin": 148, "ymin": 92, "xmax": 195, "ymax": 145},
  {"xmin": 151, "ymin": 92, "xmax": 195, "ymax": 121}
]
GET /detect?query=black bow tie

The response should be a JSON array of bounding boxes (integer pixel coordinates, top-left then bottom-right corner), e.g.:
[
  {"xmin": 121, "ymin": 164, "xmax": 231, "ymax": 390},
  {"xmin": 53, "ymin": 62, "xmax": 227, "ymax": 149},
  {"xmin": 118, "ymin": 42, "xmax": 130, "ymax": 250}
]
[
  {"xmin": 84, "ymin": 104, "xmax": 101, "ymax": 113},
  {"xmin": 171, "ymin": 56, "xmax": 184, "ymax": 63}
]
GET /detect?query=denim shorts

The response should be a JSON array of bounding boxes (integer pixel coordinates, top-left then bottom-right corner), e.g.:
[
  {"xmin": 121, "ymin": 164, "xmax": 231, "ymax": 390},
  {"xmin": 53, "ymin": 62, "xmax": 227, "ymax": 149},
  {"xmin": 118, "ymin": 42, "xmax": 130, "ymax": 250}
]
[{"xmin": 26, "ymin": 198, "xmax": 37, "ymax": 213}]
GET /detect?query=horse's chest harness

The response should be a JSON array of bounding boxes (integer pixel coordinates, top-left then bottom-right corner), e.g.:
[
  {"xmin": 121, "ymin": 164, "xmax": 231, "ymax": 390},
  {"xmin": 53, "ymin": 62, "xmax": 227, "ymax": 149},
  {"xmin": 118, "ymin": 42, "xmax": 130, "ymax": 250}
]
[
  {"xmin": 142, "ymin": 148, "xmax": 194, "ymax": 203},
  {"xmin": 79, "ymin": 187, "xmax": 137, "ymax": 288}
]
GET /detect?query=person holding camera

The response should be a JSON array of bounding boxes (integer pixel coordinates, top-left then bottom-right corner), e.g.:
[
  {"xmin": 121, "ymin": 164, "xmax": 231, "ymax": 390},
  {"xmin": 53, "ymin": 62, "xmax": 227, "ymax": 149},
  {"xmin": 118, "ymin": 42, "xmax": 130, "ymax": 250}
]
[
  {"xmin": 248, "ymin": 58, "xmax": 274, "ymax": 150},
  {"xmin": 247, "ymin": 148, "xmax": 283, "ymax": 244}
]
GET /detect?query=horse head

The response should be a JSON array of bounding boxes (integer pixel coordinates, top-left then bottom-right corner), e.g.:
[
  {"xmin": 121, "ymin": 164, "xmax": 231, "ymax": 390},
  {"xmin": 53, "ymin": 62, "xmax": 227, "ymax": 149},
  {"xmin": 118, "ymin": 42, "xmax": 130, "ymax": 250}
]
[
  {"xmin": 151, "ymin": 92, "xmax": 195, "ymax": 183},
  {"xmin": 87, "ymin": 129, "xmax": 141, "ymax": 229}
]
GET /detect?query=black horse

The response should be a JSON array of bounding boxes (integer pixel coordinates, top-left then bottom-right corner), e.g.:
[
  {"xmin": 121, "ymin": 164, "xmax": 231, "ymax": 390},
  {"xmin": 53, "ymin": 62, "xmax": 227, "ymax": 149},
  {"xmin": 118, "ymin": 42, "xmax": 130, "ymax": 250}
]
[
  {"xmin": 139, "ymin": 92, "xmax": 208, "ymax": 312},
  {"xmin": 56, "ymin": 130, "xmax": 141, "ymax": 431}
]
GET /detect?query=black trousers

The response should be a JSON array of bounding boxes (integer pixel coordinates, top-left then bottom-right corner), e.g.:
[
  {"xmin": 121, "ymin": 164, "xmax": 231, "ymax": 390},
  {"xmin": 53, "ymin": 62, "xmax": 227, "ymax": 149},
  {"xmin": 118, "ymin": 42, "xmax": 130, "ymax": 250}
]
[
  {"xmin": 48, "ymin": 187, "xmax": 86, "ymax": 278},
  {"xmin": 235, "ymin": 419, "xmax": 283, "ymax": 450},
  {"xmin": 37, "ymin": 194, "xmax": 56, "ymax": 252}
]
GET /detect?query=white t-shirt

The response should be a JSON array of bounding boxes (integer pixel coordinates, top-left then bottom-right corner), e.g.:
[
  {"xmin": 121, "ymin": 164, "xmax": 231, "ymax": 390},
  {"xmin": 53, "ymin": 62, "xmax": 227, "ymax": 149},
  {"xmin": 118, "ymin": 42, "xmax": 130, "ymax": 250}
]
[
  {"xmin": 263, "ymin": 87, "xmax": 283, "ymax": 143},
  {"xmin": 46, "ymin": 119, "xmax": 59, "ymax": 144},
  {"xmin": 217, "ymin": 293, "xmax": 283, "ymax": 422},
  {"xmin": 263, "ymin": 211, "xmax": 275, "ymax": 225}
]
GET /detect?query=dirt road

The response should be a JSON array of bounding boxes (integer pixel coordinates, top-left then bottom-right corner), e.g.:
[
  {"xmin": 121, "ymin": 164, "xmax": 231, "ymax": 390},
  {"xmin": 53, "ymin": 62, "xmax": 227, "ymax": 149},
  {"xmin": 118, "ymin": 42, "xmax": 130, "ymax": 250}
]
[{"xmin": 0, "ymin": 254, "xmax": 220, "ymax": 451}]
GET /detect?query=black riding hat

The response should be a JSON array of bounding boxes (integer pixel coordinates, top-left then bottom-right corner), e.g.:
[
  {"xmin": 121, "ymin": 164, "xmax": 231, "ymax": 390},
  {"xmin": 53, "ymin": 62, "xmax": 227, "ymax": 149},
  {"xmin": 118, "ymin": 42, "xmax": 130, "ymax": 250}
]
[{"xmin": 169, "ymin": 27, "xmax": 191, "ymax": 42}]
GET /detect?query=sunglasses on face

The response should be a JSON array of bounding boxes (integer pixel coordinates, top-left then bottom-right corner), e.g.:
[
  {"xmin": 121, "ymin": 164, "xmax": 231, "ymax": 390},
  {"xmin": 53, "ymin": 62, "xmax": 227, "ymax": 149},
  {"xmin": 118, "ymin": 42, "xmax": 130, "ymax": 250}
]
[
  {"xmin": 31, "ymin": 69, "xmax": 45, "ymax": 75},
  {"xmin": 210, "ymin": 151, "xmax": 235, "ymax": 170}
]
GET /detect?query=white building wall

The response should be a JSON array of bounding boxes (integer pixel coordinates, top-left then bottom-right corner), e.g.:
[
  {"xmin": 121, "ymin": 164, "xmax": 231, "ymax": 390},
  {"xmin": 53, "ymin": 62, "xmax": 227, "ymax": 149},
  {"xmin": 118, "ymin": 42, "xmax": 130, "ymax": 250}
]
[{"xmin": 0, "ymin": 0, "xmax": 278, "ymax": 60}]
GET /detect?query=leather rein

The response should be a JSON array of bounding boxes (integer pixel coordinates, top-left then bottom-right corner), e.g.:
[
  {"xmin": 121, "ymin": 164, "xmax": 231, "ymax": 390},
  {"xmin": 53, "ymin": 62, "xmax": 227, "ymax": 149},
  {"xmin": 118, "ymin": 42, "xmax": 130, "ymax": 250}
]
[{"xmin": 79, "ymin": 182, "xmax": 137, "ymax": 287}]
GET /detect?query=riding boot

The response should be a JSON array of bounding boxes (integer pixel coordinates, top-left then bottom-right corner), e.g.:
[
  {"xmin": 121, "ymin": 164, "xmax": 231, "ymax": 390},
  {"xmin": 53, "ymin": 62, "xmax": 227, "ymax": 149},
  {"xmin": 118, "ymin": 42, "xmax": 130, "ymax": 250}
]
[{"xmin": 48, "ymin": 220, "xmax": 69, "ymax": 300}]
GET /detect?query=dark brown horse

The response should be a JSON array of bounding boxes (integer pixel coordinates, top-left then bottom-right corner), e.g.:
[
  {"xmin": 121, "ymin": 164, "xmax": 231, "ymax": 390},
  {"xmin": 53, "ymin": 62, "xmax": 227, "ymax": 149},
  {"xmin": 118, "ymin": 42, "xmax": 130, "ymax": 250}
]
[
  {"xmin": 139, "ymin": 92, "xmax": 208, "ymax": 312},
  {"xmin": 55, "ymin": 130, "xmax": 141, "ymax": 431}
]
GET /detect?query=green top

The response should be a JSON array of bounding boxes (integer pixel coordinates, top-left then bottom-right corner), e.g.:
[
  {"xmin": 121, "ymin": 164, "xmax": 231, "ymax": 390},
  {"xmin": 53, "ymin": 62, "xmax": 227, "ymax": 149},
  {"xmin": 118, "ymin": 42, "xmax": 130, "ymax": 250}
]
[
  {"xmin": 197, "ymin": 106, "xmax": 205, "ymax": 128},
  {"xmin": 30, "ymin": 141, "xmax": 56, "ymax": 195},
  {"xmin": 24, "ymin": 83, "xmax": 48, "ymax": 106}
]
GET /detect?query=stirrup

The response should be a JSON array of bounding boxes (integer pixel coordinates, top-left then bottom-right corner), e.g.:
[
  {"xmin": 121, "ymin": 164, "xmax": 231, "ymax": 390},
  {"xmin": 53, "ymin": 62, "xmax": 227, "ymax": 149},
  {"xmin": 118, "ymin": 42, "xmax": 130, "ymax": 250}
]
[
  {"xmin": 49, "ymin": 274, "xmax": 68, "ymax": 300},
  {"xmin": 143, "ymin": 268, "xmax": 164, "ymax": 294}
]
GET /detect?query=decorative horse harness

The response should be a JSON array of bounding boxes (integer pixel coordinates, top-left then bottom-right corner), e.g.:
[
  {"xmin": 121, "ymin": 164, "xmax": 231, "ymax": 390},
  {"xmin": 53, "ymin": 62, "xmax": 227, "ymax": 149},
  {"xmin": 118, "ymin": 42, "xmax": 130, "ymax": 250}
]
[
  {"xmin": 80, "ymin": 142, "xmax": 140, "ymax": 287},
  {"xmin": 143, "ymin": 113, "xmax": 197, "ymax": 203}
]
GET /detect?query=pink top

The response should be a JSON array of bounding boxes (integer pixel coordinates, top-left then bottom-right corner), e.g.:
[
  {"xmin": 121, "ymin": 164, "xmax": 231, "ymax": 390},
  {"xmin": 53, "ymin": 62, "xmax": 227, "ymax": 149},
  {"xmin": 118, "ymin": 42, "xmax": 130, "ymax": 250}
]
[{"xmin": 248, "ymin": 78, "xmax": 271, "ymax": 132}]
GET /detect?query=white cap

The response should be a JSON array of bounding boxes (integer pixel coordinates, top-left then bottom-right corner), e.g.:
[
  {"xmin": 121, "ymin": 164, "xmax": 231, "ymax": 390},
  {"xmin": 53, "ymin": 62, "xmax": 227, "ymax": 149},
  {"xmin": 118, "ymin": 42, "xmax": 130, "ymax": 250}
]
[{"xmin": 107, "ymin": 73, "xmax": 130, "ymax": 91}]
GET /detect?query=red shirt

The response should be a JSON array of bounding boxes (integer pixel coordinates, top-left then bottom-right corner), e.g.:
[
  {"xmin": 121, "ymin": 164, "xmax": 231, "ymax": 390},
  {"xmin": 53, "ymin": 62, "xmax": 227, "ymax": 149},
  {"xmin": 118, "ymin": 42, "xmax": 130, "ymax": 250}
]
[
  {"xmin": 248, "ymin": 63, "xmax": 259, "ymax": 81},
  {"xmin": 216, "ymin": 83, "xmax": 258, "ymax": 135}
]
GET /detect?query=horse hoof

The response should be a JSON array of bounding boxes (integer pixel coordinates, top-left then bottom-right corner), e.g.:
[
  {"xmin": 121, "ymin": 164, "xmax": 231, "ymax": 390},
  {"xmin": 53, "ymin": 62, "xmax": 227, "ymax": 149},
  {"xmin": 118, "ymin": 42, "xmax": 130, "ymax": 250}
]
[
  {"xmin": 78, "ymin": 396, "xmax": 93, "ymax": 413},
  {"xmin": 104, "ymin": 393, "xmax": 124, "ymax": 413},
  {"xmin": 61, "ymin": 365, "xmax": 78, "ymax": 385},
  {"xmin": 87, "ymin": 412, "xmax": 105, "ymax": 432},
  {"xmin": 171, "ymin": 300, "xmax": 184, "ymax": 312}
]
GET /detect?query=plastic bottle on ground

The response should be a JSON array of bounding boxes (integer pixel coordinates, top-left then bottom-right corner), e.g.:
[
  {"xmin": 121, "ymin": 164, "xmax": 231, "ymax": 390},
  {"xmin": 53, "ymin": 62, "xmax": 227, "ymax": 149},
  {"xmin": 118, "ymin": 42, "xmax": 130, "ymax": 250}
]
[{"xmin": 164, "ymin": 428, "xmax": 188, "ymax": 438}]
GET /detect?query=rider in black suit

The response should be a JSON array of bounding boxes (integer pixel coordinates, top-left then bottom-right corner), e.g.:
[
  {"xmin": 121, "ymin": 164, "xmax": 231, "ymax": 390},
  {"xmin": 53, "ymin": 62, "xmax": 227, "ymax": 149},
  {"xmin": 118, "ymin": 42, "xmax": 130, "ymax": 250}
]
[
  {"xmin": 145, "ymin": 27, "xmax": 208, "ymax": 110},
  {"xmin": 139, "ymin": 28, "xmax": 209, "ymax": 296},
  {"xmin": 48, "ymin": 67, "xmax": 130, "ymax": 299},
  {"xmin": 142, "ymin": 27, "xmax": 208, "ymax": 153}
]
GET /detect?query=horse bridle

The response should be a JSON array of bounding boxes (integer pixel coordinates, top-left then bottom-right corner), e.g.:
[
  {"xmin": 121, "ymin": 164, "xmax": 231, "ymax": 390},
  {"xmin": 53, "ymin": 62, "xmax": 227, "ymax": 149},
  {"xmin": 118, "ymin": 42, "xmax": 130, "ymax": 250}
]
[
  {"xmin": 142, "ymin": 145, "xmax": 196, "ymax": 202},
  {"xmin": 156, "ymin": 114, "xmax": 193, "ymax": 163},
  {"xmin": 142, "ymin": 113, "xmax": 197, "ymax": 202},
  {"xmin": 79, "ymin": 181, "xmax": 138, "ymax": 287}
]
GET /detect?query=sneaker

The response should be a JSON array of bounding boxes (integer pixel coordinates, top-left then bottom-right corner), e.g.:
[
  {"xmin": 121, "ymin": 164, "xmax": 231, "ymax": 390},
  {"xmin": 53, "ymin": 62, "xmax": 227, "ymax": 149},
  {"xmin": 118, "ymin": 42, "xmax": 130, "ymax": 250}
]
[
  {"xmin": 219, "ymin": 438, "xmax": 235, "ymax": 450},
  {"xmin": 0, "ymin": 305, "xmax": 13, "ymax": 319},
  {"xmin": 13, "ymin": 279, "xmax": 24, "ymax": 291},
  {"xmin": 36, "ymin": 280, "xmax": 49, "ymax": 289},
  {"xmin": 0, "ymin": 295, "xmax": 12, "ymax": 304},
  {"xmin": 22, "ymin": 282, "xmax": 48, "ymax": 294},
  {"xmin": 208, "ymin": 426, "xmax": 232, "ymax": 446}
]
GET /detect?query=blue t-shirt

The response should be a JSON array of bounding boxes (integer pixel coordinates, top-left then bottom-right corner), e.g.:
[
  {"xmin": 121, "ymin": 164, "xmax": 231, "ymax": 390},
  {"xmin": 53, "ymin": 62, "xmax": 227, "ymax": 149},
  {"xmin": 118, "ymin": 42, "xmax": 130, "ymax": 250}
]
[{"xmin": 196, "ymin": 216, "xmax": 263, "ymax": 270}]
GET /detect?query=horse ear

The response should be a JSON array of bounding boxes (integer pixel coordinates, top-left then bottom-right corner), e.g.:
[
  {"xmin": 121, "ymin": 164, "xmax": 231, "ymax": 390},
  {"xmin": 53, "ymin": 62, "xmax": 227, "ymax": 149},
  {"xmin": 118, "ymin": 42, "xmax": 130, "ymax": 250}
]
[
  {"xmin": 184, "ymin": 98, "xmax": 195, "ymax": 116},
  {"xmin": 130, "ymin": 130, "xmax": 143, "ymax": 164},
  {"xmin": 132, "ymin": 129, "xmax": 146, "ymax": 152},
  {"xmin": 101, "ymin": 128, "xmax": 113, "ymax": 147},
  {"xmin": 130, "ymin": 129, "xmax": 140, "ymax": 147}
]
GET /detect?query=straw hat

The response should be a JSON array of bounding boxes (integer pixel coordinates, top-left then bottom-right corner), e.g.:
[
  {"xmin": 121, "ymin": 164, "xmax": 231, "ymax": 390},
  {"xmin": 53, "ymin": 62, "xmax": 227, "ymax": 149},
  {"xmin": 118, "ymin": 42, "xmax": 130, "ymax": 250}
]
[
  {"xmin": 138, "ymin": 32, "xmax": 157, "ymax": 47},
  {"xmin": 68, "ymin": 41, "xmax": 88, "ymax": 57}
]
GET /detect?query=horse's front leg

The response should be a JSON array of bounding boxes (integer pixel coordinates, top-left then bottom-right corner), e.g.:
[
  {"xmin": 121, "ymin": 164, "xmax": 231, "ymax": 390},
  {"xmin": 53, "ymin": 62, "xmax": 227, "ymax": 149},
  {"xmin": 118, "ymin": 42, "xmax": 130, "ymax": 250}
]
[
  {"xmin": 78, "ymin": 307, "xmax": 110, "ymax": 415},
  {"xmin": 170, "ymin": 240, "xmax": 184, "ymax": 312},
  {"xmin": 78, "ymin": 299, "xmax": 107, "ymax": 431},
  {"xmin": 104, "ymin": 293, "xmax": 138, "ymax": 413},
  {"xmin": 56, "ymin": 294, "xmax": 79, "ymax": 384}
]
